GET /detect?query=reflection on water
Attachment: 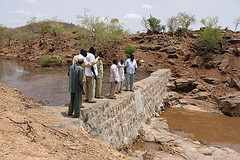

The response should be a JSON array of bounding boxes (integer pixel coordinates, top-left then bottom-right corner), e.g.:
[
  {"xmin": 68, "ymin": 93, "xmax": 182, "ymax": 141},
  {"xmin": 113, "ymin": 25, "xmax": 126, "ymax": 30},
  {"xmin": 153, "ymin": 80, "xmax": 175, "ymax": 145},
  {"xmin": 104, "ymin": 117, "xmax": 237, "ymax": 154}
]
[
  {"xmin": 161, "ymin": 108, "xmax": 240, "ymax": 153},
  {"xmin": 0, "ymin": 59, "xmax": 69, "ymax": 106}
]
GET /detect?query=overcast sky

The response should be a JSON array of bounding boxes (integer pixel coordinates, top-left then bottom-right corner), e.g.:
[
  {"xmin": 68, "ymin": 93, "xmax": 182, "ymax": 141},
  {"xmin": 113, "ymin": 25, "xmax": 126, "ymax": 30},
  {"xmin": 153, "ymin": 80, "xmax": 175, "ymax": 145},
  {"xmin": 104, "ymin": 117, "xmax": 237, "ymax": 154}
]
[{"xmin": 0, "ymin": 0, "xmax": 239, "ymax": 33}]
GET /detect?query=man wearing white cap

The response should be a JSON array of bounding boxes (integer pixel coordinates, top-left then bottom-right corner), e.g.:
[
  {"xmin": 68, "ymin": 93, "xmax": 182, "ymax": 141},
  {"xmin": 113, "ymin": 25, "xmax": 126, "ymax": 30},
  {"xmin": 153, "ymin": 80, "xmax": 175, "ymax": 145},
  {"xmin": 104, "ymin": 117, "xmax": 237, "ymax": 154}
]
[{"xmin": 68, "ymin": 56, "xmax": 85, "ymax": 118}]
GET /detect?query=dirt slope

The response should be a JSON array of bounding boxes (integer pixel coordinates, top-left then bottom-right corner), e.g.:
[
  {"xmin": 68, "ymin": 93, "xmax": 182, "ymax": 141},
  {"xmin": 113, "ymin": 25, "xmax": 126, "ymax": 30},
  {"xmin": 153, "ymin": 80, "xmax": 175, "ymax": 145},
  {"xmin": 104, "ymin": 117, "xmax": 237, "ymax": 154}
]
[{"xmin": 0, "ymin": 83, "xmax": 131, "ymax": 160}]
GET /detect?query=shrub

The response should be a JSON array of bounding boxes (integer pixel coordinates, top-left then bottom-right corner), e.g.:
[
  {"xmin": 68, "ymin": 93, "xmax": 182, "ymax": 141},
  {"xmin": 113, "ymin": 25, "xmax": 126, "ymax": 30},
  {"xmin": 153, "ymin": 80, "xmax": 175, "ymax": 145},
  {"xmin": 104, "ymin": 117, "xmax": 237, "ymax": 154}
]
[
  {"xmin": 234, "ymin": 17, "xmax": 240, "ymax": 31},
  {"xmin": 17, "ymin": 31, "xmax": 38, "ymax": 53},
  {"xmin": 2, "ymin": 28, "xmax": 16, "ymax": 46},
  {"xmin": 177, "ymin": 12, "xmax": 196, "ymax": 30},
  {"xmin": 142, "ymin": 15, "xmax": 165, "ymax": 33},
  {"xmin": 200, "ymin": 16, "xmax": 220, "ymax": 28},
  {"xmin": 75, "ymin": 9, "xmax": 124, "ymax": 51},
  {"xmin": 40, "ymin": 55, "xmax": 65, "ymax": 67},
  {"xmin": 124, "ymin": 44, "xmax": 136, "ymax": 58},
  {"xmin": 167, "ymin": 16, "xmax": 179, "ymax": 33},
  {"xmin": 40, "ymin": 20, "xmax": 65, "ymax": 36}
]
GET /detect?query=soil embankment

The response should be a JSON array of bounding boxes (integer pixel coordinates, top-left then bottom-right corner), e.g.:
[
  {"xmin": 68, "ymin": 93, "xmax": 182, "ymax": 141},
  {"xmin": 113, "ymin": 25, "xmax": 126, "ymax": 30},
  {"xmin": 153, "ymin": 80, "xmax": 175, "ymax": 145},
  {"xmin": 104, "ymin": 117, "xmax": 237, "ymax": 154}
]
[{"xmin": 0, "ymin": 83, "xmax": 131, "ymax": 159}]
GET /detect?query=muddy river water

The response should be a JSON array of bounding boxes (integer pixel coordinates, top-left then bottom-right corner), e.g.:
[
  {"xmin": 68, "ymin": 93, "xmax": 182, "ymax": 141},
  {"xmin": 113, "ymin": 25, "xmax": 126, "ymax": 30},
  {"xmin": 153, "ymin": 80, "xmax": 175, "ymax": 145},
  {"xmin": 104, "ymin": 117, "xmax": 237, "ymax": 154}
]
[{"xmin": 1, "ymin": 59, "xmax": 240, "ymax": 153}]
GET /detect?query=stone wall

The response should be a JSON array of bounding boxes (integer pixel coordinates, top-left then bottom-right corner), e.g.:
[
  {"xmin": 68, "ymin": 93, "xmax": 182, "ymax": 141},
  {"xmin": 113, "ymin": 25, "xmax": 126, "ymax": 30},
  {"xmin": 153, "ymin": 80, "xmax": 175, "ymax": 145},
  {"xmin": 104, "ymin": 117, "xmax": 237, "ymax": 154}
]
[{"xmin": 80, "ymin": 69, "xmax": 171, "ymax": 148}]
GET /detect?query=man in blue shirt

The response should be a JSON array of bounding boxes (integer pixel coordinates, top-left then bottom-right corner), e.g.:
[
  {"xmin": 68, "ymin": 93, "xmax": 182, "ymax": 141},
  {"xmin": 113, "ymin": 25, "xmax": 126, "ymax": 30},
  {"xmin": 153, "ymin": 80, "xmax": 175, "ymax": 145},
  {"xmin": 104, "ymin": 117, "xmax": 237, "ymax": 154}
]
[
  {"xmin": 68, "ymin": 56, "xmax": 85, "ymax": 118},
  {"xmin": 125, "ymin": 54, "xmax": 137, "ymax": 92}
]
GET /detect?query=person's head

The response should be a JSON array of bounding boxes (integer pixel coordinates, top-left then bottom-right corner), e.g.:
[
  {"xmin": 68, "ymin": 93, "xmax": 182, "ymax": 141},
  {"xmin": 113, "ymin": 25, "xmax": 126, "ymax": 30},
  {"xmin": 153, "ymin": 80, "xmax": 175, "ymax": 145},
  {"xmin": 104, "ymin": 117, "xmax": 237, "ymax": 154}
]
[
  {"xmin": 77, "ymin": 55, "xmax": 85, "ymax": 64},
  {"xmin": 98, "ymin": 52, "xmax": 104, "ymax": 58},
  {"xmin": 130, "ymin": 54, "xmax": 135, "ymax": 61},
  {"xmin": 120, "ymin": 58, "xmax": 124, "ymax": 64},
  {"xmin": 89, "ymin": 47, "xmax": 96, "ymax": 54},
  {"xmin": 113, "ymin": 59, "xmax": 118, "ymax": 65},
  {"xmin": 80, "ymin": 48, "xmax": 87, "ymax": 57}
]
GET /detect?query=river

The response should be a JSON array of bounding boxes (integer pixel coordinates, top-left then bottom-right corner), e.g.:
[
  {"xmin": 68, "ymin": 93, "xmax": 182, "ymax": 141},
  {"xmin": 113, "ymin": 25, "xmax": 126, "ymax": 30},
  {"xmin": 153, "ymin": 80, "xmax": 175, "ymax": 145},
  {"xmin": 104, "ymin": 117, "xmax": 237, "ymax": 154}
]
[{"xmin": 161, "ymin": 108, "xmax": 240, "ymax": 153}]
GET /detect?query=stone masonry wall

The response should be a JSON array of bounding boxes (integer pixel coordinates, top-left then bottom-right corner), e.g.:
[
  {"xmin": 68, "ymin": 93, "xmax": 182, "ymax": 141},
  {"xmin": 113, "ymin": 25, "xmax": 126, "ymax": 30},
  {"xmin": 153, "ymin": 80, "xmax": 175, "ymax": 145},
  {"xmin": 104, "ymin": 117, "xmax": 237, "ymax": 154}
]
[{"xmin": 80, "ymin": 69, "xmax": 171, "ymax": 148}]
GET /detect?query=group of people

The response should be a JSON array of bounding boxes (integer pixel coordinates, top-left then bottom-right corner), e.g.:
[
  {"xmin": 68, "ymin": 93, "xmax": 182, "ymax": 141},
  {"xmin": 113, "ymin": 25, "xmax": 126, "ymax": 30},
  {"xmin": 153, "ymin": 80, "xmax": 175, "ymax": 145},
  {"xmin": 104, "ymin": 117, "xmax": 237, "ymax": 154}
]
[{"xmin": 68, "ymin": 47, "xmax": 137, "ymax": 118}]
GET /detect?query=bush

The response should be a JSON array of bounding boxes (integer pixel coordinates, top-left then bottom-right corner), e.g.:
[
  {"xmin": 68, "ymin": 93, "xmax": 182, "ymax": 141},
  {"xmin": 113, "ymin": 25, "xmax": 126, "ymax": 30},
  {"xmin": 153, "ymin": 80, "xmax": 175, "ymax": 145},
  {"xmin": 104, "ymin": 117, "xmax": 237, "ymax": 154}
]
[
  {"xmin": 17, "ymin": 31, "xmax": 38, "ymax": 53},
  {"xmin": 177, "ymin": 12, "xmax": 196, "ymax": 30},
  {"xmin": 75, "ymin": 9, "xmax": 124, "ymax": 51},
  {"xmin": 124, "ymin": 44, "xmax": 136, "ymax": 58},
  {"xmin": 142, "ymin": 15, "xmax": 165, "ymax": 33},
  {"xmin": 40, "ymin": 55, "xmax": 65, "ymax": 67},
  {"xmin": 40, "ymin": 20, "xmax": 65, "ymax": 36}
]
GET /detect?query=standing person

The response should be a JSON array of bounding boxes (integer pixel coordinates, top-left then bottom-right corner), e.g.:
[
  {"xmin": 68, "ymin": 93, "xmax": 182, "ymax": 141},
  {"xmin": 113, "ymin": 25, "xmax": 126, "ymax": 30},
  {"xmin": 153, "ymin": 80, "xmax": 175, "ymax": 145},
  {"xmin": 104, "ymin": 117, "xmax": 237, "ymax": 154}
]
[
  {"xmin": 109, "ymin": 59, "xmax": 120, "ymax": 99},
  {"xmin": 73, "ymin": 49, "xmax": 100, "ymax": 82},
  {"xmin": 95, "ymin": 52, "xmax": 104, "ymax": 99},
  {"xmin": 68, "ymin": 56, "xmax": 85, "ymax": 118},
  {"xmin": 125, "ymin": 54, "xmax": 137, "ymax": 92},
  {"xmin": 82, "ymin": 47, "xmax": 98, "ymax": 103},
  {"xmin": 117, "ymin": 58, "xmax": 125, "ymax": 93}
]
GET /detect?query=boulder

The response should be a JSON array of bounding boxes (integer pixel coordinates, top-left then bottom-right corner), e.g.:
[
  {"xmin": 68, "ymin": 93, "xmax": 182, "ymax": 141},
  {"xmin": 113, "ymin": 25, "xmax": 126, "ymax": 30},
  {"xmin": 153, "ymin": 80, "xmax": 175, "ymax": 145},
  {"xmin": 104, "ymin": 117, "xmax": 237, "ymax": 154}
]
[
  {"xmin": 218, "ymin": 92, "xmax": 240, "ymax": 117},
  {"xmin": 167, "ymin": 54, "xmax": 178, "ymax": 59},
  {"xmin": 228, "ymin": 39, "xmax": 240, "ymax": 45},
  {"xmin": 202, "ymin": 77, "xmax": 218, "ymax": 84},
  {"xmin": 191, "ymin": 56, "xmax": 203, "ymax": 67},
  {"xmin": 167, "ymin": 82, "xmax": 176, "ymax": 90},
  {"xmin": 227, "ymin": 77, "xmax": 236, "ymax": 88},
  {"xmin": 168, "ymin": 59, "xmax": 175, "ymax": 65},
  {"xmin": 175, "ymin": 78, "xmax": 194, "ymax": 89},
  {"xmin": 218, "ymin": 61, "xmax": 228, "ymax": 70}
]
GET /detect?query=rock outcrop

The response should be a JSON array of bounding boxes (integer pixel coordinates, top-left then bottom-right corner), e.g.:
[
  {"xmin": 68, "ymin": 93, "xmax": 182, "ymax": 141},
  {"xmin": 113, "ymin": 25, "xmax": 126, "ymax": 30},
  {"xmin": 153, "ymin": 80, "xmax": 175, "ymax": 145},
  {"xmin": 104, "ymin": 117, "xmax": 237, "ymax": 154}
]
[{"xmin": 218, "ymin": 92, "xmax": 240, "ymax": 117}]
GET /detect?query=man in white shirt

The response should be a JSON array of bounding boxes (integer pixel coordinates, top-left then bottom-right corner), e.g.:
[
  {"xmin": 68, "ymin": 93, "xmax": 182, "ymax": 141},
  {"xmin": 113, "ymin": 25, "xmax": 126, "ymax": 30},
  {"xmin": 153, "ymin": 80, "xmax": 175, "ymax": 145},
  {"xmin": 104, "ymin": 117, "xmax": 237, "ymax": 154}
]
[
  {"xmin": 109, "ymin": 59, "xmax": 120, "ymax": 99},
  {"xmin": 125, "ymin": 54, "xmax": 137, "ymax": 91},
  {"xmin": 82, "ymin": 47, "xmax": 98, "ymax": 103}
]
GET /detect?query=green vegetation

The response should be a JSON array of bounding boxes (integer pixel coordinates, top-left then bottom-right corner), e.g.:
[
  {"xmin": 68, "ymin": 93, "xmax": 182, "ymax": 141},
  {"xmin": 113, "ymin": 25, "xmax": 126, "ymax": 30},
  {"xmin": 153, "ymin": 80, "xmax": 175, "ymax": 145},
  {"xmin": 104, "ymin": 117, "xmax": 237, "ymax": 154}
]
[
  {"xmin": 196, "ymin": 28, "xmax": 222, "ymax": 52},
  {"xmin": 142, "ymin": 15, "xmax": 165, "ymax": 33},
  {"xmin": 195, "ymin": 16, "xmax": 223, "ymax": 62},
  {"xmin": 74, "ymin": 9, "xmax": 124, "ymax": 51},
  {"xmin": 200, "ymin": 16, "xmax": 220, "ymax": 28},
  {"xmin": 2, "ymin": 28, "xmax": 16, "ymax": 46},
  {"xmin": 124, "ymin": 44, "xmax": 136, "ymax": 58},
  {"xmin": 0, "ymin": 25, "xmax": 6, "ymax": 45},
  {"xmin": 40, "ymin": 55, "xmax": 65, "ymax": 67},
  {"xmin": 17, "ymin": 31, "xmax": 38, "ymax": 53},
  {"xmin": 40, "ymin": 20, "xmax": 65, "ymax": 37},
  {"xmin": 177, "ymin": 12, "xmax": 196, "ymax": 30}
]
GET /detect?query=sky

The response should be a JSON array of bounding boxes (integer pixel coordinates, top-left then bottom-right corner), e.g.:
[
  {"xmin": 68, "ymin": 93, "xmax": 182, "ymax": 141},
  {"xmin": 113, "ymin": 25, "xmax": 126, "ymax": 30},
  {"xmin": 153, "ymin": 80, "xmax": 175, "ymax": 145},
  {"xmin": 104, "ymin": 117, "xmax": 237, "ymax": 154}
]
[{"xmin": 0, "ymin": 0, "xmax": 240, "ymax": 33}]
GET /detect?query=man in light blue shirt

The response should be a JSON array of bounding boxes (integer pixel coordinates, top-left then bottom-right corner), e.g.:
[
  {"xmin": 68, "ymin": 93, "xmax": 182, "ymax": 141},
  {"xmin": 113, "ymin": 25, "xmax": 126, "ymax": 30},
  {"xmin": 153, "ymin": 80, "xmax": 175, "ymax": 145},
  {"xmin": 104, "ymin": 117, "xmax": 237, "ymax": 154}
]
[{"xmin": 125, "ymin": 54, "xmax": 137, "ymax": 91}]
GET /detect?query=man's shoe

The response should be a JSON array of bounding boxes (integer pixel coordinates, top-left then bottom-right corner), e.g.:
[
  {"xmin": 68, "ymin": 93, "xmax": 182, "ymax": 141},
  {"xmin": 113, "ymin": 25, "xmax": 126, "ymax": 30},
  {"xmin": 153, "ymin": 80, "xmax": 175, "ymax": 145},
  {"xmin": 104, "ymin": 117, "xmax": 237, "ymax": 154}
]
[{"xmin": 95, "ymin": 96, "xmax": 104, "ymax": 99}]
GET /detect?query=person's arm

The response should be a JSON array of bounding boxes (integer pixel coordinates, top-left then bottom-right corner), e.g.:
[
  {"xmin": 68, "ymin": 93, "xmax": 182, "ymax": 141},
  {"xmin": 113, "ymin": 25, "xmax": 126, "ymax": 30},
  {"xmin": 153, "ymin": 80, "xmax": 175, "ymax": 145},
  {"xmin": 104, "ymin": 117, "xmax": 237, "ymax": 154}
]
[
  {"xmin": 83, "ymin": 57, "xmax": 99, "ymax": 68},
  {"xmin": 91, "ymin": 66, "xmax": 96, "ymax": 78}
]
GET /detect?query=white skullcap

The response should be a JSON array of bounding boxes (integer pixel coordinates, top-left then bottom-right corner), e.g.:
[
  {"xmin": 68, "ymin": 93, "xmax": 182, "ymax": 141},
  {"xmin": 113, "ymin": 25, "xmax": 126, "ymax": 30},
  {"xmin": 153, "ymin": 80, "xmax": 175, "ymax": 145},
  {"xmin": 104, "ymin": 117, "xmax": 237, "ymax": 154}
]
[{"xmin": 77, "ymin": 55, "xmax": 85, "ymax": 62}]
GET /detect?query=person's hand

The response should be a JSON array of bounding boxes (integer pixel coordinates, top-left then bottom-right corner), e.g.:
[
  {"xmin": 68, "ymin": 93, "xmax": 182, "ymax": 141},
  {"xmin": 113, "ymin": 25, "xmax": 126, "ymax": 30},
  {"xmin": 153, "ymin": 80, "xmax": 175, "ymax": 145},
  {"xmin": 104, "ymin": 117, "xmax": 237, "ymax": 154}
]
[
  {"xmin": 82, "ymin": 91, "xmax": 85, "ymax": 95},
  {"xmin": 115, "ymin": 81, "xmax": 118, "ymax": 84},
  {"xmin": 99, "ymin": 57, "xmax": 104, "ymax": 60},
  {"xmin": 94, "ymin": 76, "xmax": 97, "ymax": 79}
]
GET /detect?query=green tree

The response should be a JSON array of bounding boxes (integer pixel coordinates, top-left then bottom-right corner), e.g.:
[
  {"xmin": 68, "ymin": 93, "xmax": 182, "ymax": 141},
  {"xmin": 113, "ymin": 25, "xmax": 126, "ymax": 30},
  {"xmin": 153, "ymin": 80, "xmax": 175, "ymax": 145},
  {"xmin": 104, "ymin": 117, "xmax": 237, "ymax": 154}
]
[
  {"xmin": 17, "ymin": 31, "xmax": 38, "ymax": 53},
  {"xmin": 0, "ymin": 24, "xmax": 6, "ymax": 45},
  {"xmin": 142, "ymin": 15, "xmax": 165, "ymax": 33},
  {"xmin": 200, "ymin": 16, "xmax": 220, "ymax": 28},
  {"xmin": 233, "ymin": 17, "xmax": 240, "ymax": 31},
  {"xmin": 177, "ymin": 12, "xmax": 196, "ymax": 30},
  {"xmin": 167, "ymin": 16, "xmax": 179, "ymax": 32},
  {"xmin": 26, "ymin": 17, "xmax": 39, "ymax": 33},
  {"xmin": 75, "ymin": 9, "xmax": 124, "ymax": 51},
  {"xmin": 2, "ymin": 28, "xmax": 16, "ymax": 46}
]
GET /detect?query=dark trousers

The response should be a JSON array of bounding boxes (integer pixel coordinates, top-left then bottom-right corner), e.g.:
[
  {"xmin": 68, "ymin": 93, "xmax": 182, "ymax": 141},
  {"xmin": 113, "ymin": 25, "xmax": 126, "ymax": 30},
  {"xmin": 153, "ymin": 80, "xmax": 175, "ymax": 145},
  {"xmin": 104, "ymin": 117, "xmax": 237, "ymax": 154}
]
[{"xmin": 68, "ymin": 92, "xmax": 82, "ymax": 118}]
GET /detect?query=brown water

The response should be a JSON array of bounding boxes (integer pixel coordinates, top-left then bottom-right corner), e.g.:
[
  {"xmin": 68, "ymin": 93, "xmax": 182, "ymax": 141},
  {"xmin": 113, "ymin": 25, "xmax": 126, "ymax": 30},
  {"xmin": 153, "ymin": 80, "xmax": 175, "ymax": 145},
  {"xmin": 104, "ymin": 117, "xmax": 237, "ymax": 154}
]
[
  {"xmin": 0, "ymin": 59, "xmax": 150, "ymax": 106},
  {"xmin": 161, "ymin": 108, "xmax": 240, "ymax": 153}
]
